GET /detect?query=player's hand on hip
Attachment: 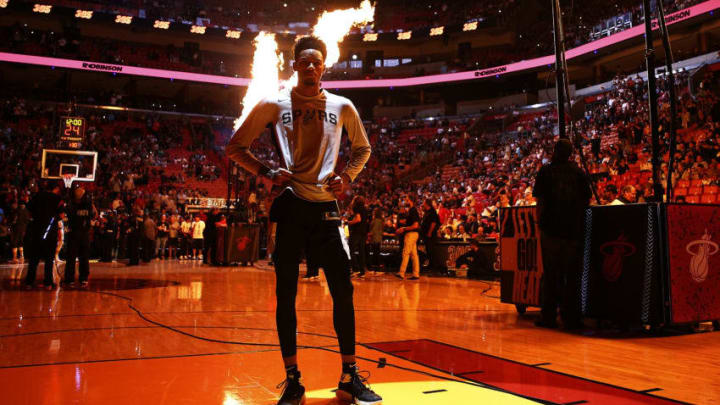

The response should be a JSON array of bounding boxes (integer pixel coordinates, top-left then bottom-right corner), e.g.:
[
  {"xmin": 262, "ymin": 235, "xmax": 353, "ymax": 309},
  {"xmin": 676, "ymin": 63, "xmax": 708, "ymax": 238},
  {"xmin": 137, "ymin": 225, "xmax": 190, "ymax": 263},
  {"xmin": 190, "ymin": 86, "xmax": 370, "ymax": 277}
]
[
  {"xmin": 328, "ymin": 173, "xmax": 350, "ymax": 196},
  {"xmin": 269, "ymin": 168, "xmax": 293, "ymax": 186}
]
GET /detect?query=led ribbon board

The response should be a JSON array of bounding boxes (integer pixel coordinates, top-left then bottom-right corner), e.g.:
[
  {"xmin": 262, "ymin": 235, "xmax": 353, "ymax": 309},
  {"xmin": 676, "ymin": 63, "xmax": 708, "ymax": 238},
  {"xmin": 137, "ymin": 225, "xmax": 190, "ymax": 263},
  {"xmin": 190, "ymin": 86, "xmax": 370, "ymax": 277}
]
[{"xmin": 1, "ymin": 0, "xmax": 718, "ymax": 89}]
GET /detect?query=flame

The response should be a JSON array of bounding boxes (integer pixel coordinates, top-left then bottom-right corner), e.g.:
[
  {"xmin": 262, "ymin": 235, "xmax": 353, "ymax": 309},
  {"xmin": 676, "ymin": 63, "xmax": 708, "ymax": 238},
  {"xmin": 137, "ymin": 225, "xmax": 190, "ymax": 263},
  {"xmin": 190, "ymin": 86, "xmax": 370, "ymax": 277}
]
[
  {"xmin": 313, "ymin": 0, "xmax": 375, "ymax": 67},
  {"xmin": 234, "ymin": 32, "xmax": 282, "ymax": 131},
  {"xmin": 234, "ymin": 1, "xmax": 374, "ymax": 131}
]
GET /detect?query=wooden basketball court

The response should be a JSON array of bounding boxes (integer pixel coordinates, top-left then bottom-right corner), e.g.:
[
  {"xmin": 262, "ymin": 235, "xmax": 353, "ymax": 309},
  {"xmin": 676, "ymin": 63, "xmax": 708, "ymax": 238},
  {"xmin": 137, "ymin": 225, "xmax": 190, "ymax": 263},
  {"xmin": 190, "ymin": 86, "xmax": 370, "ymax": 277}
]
[{"xmin": 0, "ymin": 260, "xmax": 717, "ymax": 404}]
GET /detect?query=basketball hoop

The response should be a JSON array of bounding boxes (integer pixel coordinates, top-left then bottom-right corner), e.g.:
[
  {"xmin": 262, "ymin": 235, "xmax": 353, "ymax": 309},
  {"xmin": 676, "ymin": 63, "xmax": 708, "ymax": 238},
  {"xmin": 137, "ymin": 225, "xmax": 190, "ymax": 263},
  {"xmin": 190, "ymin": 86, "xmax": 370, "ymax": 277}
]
[{"xmin": 61, "ymin": 173, "xmax": 75, "ymax": 189}]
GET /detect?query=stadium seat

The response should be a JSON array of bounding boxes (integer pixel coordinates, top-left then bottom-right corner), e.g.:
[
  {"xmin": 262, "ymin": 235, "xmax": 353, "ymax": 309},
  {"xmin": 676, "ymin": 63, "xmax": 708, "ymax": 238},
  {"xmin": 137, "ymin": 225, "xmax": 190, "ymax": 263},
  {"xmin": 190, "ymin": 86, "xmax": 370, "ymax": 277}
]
[
  {"xmin": 703, "ymin": 186, "xmax": 719, "ymax": 195},
  {"xmin": 674, "ymin": 187, "xmax": 688, "ymax": 196},
  {"xmin": 686, "ymin": 195, "xmax": 700, "ymax": 204},
  {"xmin": 700, "ymin": 194, "xmax": 717, "ymax": 204},
  {"xmin": 690, "ymin": 179, "xmax": 704, "ymax": 188},
  {"xmin": 677, "ymin": 179, "xmax": 690, "ymax": 189},
  {"xmin": 688, "ymin": 187, "xmax": 703, "ymax": 196}
]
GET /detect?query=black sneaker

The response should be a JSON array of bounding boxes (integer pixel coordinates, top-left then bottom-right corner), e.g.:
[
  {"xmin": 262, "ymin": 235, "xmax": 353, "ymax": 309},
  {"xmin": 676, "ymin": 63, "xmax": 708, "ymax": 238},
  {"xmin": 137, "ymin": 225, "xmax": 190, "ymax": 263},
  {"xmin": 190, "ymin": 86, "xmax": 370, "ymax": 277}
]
[
  {"xmin": 336, "ymin": 368, "xmax": 382, "ymax": 405},
  {"xmin": 276, "ymin": 372, "xmax": 306, "ymax": 405}
]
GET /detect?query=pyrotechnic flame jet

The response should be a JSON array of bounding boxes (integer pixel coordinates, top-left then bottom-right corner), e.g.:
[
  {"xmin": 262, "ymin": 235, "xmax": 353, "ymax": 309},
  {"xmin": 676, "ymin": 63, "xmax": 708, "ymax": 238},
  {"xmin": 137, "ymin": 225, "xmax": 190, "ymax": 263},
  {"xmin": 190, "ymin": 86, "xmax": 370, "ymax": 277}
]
[{"xmin": 234, "ymin": 0, "xmax": 375, "ymax": 131}]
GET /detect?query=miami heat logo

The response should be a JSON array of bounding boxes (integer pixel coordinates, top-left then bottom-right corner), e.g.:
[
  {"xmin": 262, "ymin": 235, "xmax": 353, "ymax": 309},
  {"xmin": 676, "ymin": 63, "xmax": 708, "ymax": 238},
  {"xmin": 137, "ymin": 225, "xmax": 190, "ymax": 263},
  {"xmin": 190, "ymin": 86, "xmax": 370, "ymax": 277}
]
[
  {"xmin": 686, "ymin": 230, "xmax": 718, "ymax": 283},
  {"xmin": 599, "ymin": 233, "xmax": 636, "ymax": 282},
  {"xmin": 236, "ymin": 236, "xmax": 251, "ymax": 252}
]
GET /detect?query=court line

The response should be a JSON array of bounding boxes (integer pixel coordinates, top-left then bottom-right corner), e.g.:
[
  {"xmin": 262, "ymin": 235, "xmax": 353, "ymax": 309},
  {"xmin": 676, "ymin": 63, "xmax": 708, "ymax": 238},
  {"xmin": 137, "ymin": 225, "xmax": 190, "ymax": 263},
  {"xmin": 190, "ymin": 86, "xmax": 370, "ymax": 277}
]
[
  {"xmin": 401, "ymin": 339, "xmax": 691, "ymax": 405},
  {"xmin": 307, "ymin": 346, "xmax": 558, "ymax": 405},
  {"xmin": 0, "ymin": 325, "xmax": 338, "ymax": 340},
  {"xmin": 0, "ymin": 350, "xmax": 281, "ymax": 370},
  {"xmin": 456, "ymin": 370, "xmax": 485, "ymax": 376},
  {"xmin": 0, "ymin": 307, "xmax": 515, "ymax": 321}
]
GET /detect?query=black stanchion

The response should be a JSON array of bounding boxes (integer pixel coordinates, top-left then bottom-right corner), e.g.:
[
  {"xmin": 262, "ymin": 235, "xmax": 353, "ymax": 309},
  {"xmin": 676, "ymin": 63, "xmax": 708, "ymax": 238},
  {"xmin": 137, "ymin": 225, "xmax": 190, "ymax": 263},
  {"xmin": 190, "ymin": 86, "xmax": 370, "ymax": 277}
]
[
  {"xmin": 656, "ymin": 2, "xmax": 679, "ymax": 202},
  {"xmin": 550, "ymin": 0, "xmax": 601, "ymax": 204},
  {"xmin": 642, "ymin": 0, "xmax": 664, "ymax": 202}
]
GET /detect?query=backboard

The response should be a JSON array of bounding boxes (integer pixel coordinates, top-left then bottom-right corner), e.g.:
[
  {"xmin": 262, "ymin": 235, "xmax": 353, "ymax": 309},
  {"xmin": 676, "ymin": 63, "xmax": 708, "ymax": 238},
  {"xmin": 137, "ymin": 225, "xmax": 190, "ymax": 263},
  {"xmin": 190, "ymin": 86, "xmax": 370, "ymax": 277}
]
[{"xmin": 41, "ymin": 149, "xmax": 98, "ymax": 182}]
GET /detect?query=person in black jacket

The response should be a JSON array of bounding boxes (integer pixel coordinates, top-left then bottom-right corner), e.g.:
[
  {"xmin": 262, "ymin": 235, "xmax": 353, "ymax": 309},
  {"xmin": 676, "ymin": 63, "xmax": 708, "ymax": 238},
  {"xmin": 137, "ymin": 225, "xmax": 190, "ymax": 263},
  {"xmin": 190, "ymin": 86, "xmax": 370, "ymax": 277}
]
[
  {"xmin": 126, "ymin": 208, "xmax": 144, "ymax": 266},
  {"xmin": 100, "ymin": 211, "xmax": 118, "ymax": 262},
  {"xmin": 64, "ymin": 186, "xmax": 97, "ymax": 287},
  {"xmin": 203, "ymin": 208, "xmax": 220, "ymax": 265},
  {"xmin": 24, "ymin": 181, "xmax": 64, "ymax": 289},
  {"xmin": 533, "ymin": 139, "xmax": 592, "ymax": 329},
  {"xmin": 347, "ymin": 196, "xmax": 368, "ymax": 277},
  {"xmin": 420, "ymin": 199, "xmax": 440, "ymax": 273}
]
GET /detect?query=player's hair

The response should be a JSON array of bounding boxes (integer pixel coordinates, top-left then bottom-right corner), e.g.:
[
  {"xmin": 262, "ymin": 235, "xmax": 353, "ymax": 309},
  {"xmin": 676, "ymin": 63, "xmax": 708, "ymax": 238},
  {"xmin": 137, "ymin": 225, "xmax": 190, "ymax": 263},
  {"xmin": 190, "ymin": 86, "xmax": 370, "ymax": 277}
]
[{"xmin": 293, "ymin": 36, "xmax": 327, "ymax": 61}]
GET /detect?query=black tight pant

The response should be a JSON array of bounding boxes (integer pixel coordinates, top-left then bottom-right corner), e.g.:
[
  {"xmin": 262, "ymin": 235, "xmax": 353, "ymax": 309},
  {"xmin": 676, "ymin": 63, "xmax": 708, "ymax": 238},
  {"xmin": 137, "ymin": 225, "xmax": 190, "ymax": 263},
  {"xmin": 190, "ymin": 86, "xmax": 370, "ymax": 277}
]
[
  {"xmin": 349, "ymin": 232, "xmax": 367, "ymax": 274},
  {"xmin": 272, "ymin": 191, "xmax": 355, "ymax": 358},
  {"xmin": 65, "ymin": 232, "xmax": 90, "ymax": 283}
]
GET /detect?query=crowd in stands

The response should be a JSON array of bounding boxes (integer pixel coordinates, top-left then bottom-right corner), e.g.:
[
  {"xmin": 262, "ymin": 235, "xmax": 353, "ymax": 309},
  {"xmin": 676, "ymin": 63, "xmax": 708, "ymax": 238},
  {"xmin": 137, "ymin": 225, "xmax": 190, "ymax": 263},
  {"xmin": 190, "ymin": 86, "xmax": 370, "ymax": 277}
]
[
  {"xmin": 1, "ymin": 66, "xmax": 719, "ymax": 265},
  {"xmin": 1, "ymin": 23, "xmax": 249, "ymax": 77},
  {"xmin": 0, "ymin": 97, "xmax": 234, "ymax": 258}
]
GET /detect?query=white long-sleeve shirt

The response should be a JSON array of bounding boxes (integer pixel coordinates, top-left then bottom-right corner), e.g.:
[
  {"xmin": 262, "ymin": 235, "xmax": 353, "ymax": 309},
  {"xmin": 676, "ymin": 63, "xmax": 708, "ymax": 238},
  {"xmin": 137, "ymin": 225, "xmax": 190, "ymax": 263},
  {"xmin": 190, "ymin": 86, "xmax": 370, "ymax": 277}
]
[{"xmin": 226, "ymin": 88, "xmax": 371, "ymax": 202}]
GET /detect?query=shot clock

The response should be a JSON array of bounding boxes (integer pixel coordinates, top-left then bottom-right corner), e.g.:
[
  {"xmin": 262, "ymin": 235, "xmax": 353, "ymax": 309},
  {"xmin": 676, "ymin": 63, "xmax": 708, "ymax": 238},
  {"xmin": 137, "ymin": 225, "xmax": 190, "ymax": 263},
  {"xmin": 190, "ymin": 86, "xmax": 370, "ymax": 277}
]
[{"xmin": 59, "ymin": 116, "xmax": 86, "ymax": 149}]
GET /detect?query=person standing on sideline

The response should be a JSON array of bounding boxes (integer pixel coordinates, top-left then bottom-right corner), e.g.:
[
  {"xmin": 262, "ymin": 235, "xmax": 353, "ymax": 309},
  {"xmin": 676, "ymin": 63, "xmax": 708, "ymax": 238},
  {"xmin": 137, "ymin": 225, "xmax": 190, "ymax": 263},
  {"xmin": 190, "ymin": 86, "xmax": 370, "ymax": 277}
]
[
  {"xmin": 64, "ymin": 187, "xmax": 96, "ymax": 287},
  {"xmin": 533, "ymin": 139, "xmax": 592, "ymax": 329},
  {"xmin": 395, "ymin": 194, "xmax": 421, "ymax": 280},
  {"xmin": 126, "ymin": 209, "xmax": 143, "ymax": 266},
  {"xmin": 191, "ymin": 215, "xmax": 205, "ymax": 260},
  {"xmin": 142, "ymin": 214, "xmax": 156, "ymax": 262},
  {"xmin": 203, "ymin": 208, "xmax": 220, "ymax": 265},
  {"xmin": 226, "ymin": 35, "xmax": 380, "ymax": 405},
  {"xmin": 180, "ymin": 215, "xmax": 192, "ymax": 259},
  {"xmin": 155, "ymin": 214, "xmax": 169, "ymax": 260},
  {"xmin": 347, "ymin": 195, "xmax": 368, "ymax": 278},
  {"xmin": 100, "ymin": 211, "xmax": 118, "ymax": 262},
  {"xmin": 168, "ymin": 215, "xmax": 180, "ymax": 260},
  {"xmin": 10, "ymin": 201, "xmax": 30, "ymax": 263},
  {"xmin": 420, "ymin": 198, "xmax": 440, "ymax": 274},
  {"xmin": 368, "ymin": 208, "xmax": 384, "ymax": 273},
  {"xmin": 24, "ymin": 181, "xmax": 63, "ymax": 289},
  {"xmin": 301, "ymin": 245, "xmax": 320, "ymax": 281}
]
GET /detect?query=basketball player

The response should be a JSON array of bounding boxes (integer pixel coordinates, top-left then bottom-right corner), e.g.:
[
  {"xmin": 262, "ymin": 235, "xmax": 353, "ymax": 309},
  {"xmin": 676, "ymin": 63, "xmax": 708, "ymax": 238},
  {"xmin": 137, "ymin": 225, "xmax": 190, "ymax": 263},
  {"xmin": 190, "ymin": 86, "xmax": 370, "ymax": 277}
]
[{"xmin": 227, "ymin": 36, "xmax": 381, "ymax": 405}]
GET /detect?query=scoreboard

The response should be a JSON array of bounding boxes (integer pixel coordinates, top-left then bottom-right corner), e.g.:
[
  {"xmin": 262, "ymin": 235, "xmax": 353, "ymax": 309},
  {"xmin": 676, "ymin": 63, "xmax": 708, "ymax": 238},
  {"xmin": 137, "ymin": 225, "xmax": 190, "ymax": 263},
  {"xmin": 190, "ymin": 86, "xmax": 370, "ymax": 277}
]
[{"xmin": 59, "ymin": 116, "xmax": 86, "ymax": 149}]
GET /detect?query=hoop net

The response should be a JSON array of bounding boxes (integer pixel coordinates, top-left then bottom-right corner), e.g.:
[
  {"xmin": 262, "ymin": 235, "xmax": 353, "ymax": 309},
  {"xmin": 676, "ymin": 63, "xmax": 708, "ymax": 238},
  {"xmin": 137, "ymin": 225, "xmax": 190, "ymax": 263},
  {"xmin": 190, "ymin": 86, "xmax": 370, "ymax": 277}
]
[{"xmin": 61, "ymin": 173, "xmax": 75, "ymax": 189}]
